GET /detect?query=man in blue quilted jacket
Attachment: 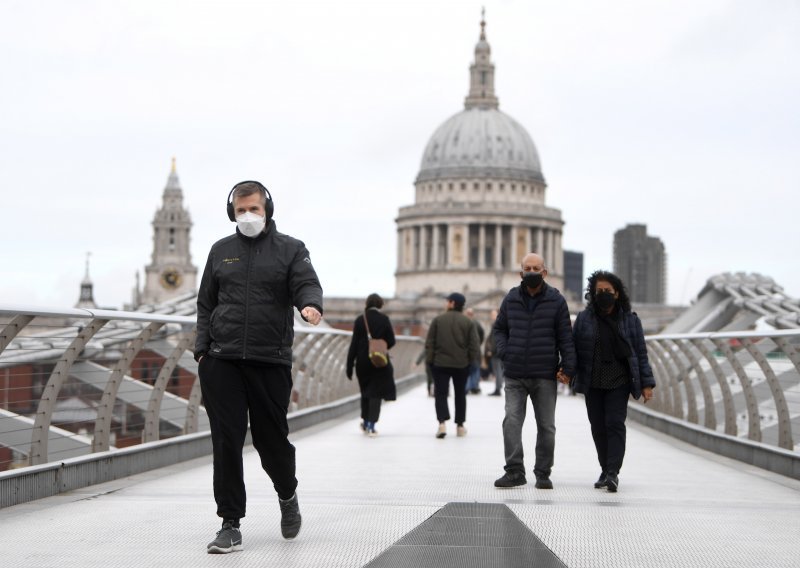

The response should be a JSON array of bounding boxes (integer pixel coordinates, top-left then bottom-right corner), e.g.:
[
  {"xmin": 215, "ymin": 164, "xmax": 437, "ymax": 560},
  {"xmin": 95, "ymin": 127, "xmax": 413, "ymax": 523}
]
[{"xmin": 493, "ymin": 252, "xmax": 576, "ymax": 489}]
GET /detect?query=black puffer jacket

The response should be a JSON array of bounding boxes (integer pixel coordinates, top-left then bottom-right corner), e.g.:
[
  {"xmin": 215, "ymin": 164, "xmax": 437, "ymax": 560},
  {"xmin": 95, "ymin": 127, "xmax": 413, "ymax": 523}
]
[
  {"xmin": 493, "ymin": 283, "xmax": 576, "ymax": 380},
  {"xmin": 195, "ymin": 221, "xmax": 323, "ymax": 366},
  {"xmin": 571, "ymin": 308, "xmax": 655, "ymax": 399}
]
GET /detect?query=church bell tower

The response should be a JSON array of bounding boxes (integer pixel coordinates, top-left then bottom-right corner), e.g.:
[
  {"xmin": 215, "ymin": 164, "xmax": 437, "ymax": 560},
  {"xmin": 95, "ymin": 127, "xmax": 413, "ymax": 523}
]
[{"xmin": 139, "ymin": 159, "xmax": 197, "ymax": 305}]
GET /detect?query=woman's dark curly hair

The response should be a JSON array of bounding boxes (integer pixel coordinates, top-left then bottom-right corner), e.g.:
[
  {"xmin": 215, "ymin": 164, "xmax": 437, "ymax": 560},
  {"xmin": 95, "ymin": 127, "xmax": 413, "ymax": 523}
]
[
  {"xmin": 365, "ymin": 293, "xmax": 384, "ymax": 310},
  {"xmin": 584, "ymin": 270, "xmax": 632, "ymax": 312}
]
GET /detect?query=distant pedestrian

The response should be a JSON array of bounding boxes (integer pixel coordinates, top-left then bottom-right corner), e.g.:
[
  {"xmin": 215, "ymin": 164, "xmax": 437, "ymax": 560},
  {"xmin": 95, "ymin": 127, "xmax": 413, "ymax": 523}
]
[
  {"xmin": 346, "ymin": 293, "xmax": 397, "ymax": 436},
  {"xmin": 484, "ymin": 309, "xmax": 504, "ymax": 396},
  {"xmin": 493, "ymin": 253, "xmax": 576, "ymax": 490},
  {"xmin": 569, "ymin": 270, "xmax": 655, "ymax": 492},
  {"xmin": 464, "ymin": 308, "xmax": 485, "ymax": 394},
  {"xmin": 425, "ymin": 293, "xmax": 480, "ymax": 438}
]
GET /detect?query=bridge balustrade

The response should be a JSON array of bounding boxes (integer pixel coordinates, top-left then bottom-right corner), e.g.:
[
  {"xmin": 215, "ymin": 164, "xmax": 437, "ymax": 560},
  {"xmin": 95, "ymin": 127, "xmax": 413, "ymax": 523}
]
[
  {"xmin": 643, "ymin": 330, "xmax": 800, "ymax": 455},
  {"xmin": 0, "ymin": 304, "xmax": 424, "ymax": 473}
]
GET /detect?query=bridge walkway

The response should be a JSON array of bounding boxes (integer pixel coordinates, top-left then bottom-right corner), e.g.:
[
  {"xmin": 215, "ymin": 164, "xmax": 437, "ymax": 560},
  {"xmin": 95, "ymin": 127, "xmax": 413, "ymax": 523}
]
[{"xmin": 2, "ymin": 382, "xmax": 798, "ymax": 567}]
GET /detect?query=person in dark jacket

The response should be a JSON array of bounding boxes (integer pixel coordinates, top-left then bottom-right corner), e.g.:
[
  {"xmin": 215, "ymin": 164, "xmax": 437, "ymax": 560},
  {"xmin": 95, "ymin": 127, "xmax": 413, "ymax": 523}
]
[
  {"xmin": 425, "ymin": 293, "xmax": 480, "ymax": 439},
  {"xmin": 195, "ymin": 181, "xmax": 323, "ymax": 553},
  {"xmin": 493, "ymin": 253, "xmax": 576, "ymax": 490},
  {"xmin": 464, "ymin": 308, "xmax": 485, "ymax": 394},
  {"xmin": 346, "ymin": 293, "xmax": 397, "ymax": 436},
  {"xmin": 484, "ymin": 308, "xmax": 504, "ymax": 396},
  {"xmin": 569, "ymin": 270, "xmax": 655, "ymax": 493}
]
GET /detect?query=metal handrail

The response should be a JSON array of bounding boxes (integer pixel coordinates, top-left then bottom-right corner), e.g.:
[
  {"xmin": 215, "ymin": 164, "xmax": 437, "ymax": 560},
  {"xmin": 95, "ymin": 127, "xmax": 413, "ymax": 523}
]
[
  {"xmin": 644, "ymin": 329, "xmax": 800, "ymax": 452},
  {"xmin": 0, "ymin": 304, "xmax": 424, "ymax": 471}
]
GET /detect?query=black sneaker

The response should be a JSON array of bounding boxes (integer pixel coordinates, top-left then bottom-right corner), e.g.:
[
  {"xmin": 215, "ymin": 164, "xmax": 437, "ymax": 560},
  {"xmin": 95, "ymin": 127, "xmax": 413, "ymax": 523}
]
[
  {"xmin": 494, "ymin": 471, "xmax": 527, "ymax": 488},
  {"xmin": 606, "ymin": 473, "xmax": 619, "ymax": 493},
  {"xmin": 535, "ymin": 476, "xmax": 554, "ymax": 489},
  {"xmin": 594, "ymin": 472, "xmax": 608, "ymax": 489},
  {"xmin": 279, "ymin": 493, "xmax": 302, "ymax": 539},
  {"xmin": 207, "ymin": 520, "xmax": 242, "ymax": 554}
]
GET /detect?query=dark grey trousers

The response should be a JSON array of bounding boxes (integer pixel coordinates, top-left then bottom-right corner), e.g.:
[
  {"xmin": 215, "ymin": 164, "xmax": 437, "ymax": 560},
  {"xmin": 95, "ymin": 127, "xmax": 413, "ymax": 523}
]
[{"xmin": 502, "ymin": 377, "xmax": 557, "ymax": 478}]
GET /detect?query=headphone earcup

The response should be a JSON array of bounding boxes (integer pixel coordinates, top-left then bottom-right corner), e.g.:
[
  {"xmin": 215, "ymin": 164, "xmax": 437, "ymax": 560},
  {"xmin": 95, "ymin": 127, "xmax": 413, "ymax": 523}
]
[
  {"xmin": 264, "ymin": 197, "xmax": 274, "ymax": 221},
  {"xmin": 226, "ymin": 201, "xmax": 236, "ymax": 222}
]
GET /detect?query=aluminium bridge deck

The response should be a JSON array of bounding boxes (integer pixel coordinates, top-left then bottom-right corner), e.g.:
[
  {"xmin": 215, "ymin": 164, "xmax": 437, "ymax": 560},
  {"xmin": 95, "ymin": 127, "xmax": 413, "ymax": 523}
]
[{"xmin": 2, "ymin": 383, "xmax": 798, "ymax": 567}]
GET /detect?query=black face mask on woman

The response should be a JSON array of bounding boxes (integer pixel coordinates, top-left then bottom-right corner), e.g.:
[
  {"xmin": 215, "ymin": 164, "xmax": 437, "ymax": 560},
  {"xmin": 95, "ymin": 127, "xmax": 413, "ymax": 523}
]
[
  {"xmin": 595, "ymin": 291, "xmax": 616, "ymax": 311},
  {"xmin": 522, "ymin": 272, "xmax": 544, "ymax": 289}
]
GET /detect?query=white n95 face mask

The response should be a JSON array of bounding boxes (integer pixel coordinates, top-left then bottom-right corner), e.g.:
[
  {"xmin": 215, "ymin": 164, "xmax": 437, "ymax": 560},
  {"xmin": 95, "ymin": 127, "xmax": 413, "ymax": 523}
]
[{"xmin": 236, "ymin": 212, "xmax": 266, "ymax": 237}]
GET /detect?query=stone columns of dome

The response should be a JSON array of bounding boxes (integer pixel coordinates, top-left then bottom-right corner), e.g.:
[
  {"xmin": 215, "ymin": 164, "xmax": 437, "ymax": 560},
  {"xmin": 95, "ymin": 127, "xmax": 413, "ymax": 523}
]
[
  {"xmin": 412, "ymin": 226, "xmax": 420, "ymax": 270},
  {"xmin": 402, "ymin": 227, "xmax": 409, "ymax": 269},
  {"xmin": 478, "ymin": 224, "xmax": 486, "ymax": 269},
  {"xmin": 446, "ymin": 224, "xmax": 452, "ymax": 267},
  {"xmin": 397, "ymin": 227, "xmax": 403, "ymax": 270},
  {"xmin": 556, "ymin": 231, "xmax": 564, "ymax": 274},
  {"xmin": 420, "ymin": 225, "xmax": 428, "ymax": 269},
  {"xmin": 515, "ymin": 226, "xmax": 527, "ymax": 268},
  {"xmin": 536, "ymin": 227, "xmax": 544, "ymax": 261},
  {"xmin": 431, "ymin": 224, "xmax": 440, "ymax": 267},
  {"xmin": 424, "ymin": 225, "xmax": 433, "ymax": 268},
  {"xmin": 494, "ymin": 224, "xmax": 502, "ymax": 268}
]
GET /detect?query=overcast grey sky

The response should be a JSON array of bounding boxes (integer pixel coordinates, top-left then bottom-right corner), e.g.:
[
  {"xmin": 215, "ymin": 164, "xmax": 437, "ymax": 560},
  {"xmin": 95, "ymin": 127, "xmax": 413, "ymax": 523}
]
[{"xmin": 1, "ymin": 0, "xmax": 798, "ymax": 310}]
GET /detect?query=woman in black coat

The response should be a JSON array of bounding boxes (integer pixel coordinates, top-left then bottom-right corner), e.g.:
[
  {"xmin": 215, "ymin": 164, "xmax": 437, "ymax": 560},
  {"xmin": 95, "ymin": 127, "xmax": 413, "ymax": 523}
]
[
  {"xmin": 569, "ymin": 271, "xmax": 655, "ymax": 492},
  {"xmin": 346, "ymin": 294, "xmax": 397, "ymax": 436}
]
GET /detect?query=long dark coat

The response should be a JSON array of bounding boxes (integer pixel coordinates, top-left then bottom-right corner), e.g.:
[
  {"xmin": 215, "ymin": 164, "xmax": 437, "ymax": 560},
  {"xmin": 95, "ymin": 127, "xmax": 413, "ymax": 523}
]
[{"xmin": 346, "ymin": 308, "xmax": 397, "ymax": 400}]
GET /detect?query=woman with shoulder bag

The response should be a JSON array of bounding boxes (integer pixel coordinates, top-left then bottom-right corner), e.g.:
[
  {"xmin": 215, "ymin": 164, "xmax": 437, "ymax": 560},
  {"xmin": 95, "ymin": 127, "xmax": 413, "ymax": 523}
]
[
  {"xmin": 569, "ymin": 271, "xmax": 655, "ymax": 492},
  {"xmin": 346, "ymin": 293, "xmax": 397, "ymax": 436}
]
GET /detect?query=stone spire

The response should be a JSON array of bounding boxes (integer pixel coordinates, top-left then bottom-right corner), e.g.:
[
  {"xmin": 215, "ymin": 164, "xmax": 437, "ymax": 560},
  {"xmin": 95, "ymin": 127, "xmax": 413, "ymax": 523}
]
[
  {"xmin": 75, "ymin": 252, "xmax": 97, "ymax": 308},
  {"xmin": 464, "ymin": 8, "xmax": 499, "ymax": 110},
  {"xmin": 164, "ymin": 156, "xmax": 182, "ymax": 198},
  {"xmin": 139, "ymin": 158, "xmax": 198, "ymax": 306}
]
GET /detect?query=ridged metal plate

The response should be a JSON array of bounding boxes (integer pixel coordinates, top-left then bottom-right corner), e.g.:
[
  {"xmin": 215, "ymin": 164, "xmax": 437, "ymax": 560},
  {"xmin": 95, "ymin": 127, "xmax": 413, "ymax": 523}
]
[{"xmin": 367, "ymin": 502, "xmax": 564, "ymax": 567}]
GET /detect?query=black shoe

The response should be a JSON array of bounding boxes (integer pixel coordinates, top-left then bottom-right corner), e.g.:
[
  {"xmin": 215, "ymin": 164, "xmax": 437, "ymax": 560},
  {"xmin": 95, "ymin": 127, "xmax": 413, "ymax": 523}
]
[
  {"xmin": 488, "ymin": 391, "xmax": 502, "ymax": 396},
  {"xmin": 494, "ymin": 471, "xmax": 527, "ymax": 488},
  {"xmin": 594, "ymin": 472, "xmax": 608, "ymax": 489},
  {"xmin": 470, "ymin": 387, "xmax": 481, "ymax": 394},
  {"xmin": 606, "ymin": 473, "xmax": 619, "ymax": 493},
  {"xmin": 535, "ymin": 476, "xmax": 553, "ymax": 489},
  {"xmin": 279, "ymin": 493, "xmax": 302, "ymax": 539}
]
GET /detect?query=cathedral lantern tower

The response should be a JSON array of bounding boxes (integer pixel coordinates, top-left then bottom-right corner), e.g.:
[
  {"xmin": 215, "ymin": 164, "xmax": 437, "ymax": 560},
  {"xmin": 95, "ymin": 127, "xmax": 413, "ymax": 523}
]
[
  {"xmin": 395, "ymin": 15, "xmax": 565, "ymax": 297},
  {"xmin": 140, "ymin": 159, "xmax": 197, "ymax": 305}
]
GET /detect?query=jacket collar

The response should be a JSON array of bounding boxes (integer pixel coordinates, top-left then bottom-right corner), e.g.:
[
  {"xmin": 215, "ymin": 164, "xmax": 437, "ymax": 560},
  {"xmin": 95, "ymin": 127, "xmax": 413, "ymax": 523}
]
[{"xmin": 514, "ymin": 281, "xmax": 551, "ymax": 301}]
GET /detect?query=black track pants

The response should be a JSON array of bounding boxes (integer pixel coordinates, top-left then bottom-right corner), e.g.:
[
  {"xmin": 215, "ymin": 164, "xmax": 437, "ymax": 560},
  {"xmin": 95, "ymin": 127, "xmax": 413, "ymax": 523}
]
[{"xmin": 199, "ymin": 356, "xmax": 297, "ymax": 520}]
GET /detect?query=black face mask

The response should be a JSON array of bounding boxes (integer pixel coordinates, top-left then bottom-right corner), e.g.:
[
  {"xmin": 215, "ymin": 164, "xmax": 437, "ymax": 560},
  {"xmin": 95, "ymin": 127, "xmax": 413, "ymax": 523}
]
[
  {"xmin": 522, "ymin": 272, "xmax": 544, "ymax": 289},
  {"xmin": 595, "ymin": 291, "xmax": 616, "ymax": 311}
]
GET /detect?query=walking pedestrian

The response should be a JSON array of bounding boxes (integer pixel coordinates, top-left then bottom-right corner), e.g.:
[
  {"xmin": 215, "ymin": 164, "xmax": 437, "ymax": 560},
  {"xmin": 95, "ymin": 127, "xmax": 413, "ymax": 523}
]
[
  {"xmin": 569, "ymin": 270, "xmax": 655, "ymax": 492},
  {"xmin": 425, "ymin": 293, "xmax": 480, "ymax": 438},
  {"xmin": 493, "ymin": 253, "xmax": 576, "ymax": 490},
  {"xmin": 195, "ymin": 180, "xmax": 323, "ymax": 553},
  {"xmin": 346, "ymin": 293, "xmax": 397, "ymax": 437}
]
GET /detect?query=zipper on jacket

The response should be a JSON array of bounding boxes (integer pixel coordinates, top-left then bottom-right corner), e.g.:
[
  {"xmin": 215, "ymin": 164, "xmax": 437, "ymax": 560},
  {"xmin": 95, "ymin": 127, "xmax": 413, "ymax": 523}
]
[{"xmin": 242, "ymin": 238, "xmax": 253, "ymax": 359}]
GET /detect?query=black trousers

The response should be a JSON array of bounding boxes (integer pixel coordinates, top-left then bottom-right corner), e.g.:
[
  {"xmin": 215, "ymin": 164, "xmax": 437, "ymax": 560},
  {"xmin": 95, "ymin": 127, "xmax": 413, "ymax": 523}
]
[
  {"xmin": 432, "ymin": 365, "xmax": 469, "ymax": 424},
  {"xmin": 585, "ymin": 384, "xmax": 630, "ymax": 475},
  {"xmin": 199, "ymin": 356, "xmax": 297, "ymax": 520},
  {"xmin": 360, "ymin": 396, "xmax": 382, "ymax": 423}
]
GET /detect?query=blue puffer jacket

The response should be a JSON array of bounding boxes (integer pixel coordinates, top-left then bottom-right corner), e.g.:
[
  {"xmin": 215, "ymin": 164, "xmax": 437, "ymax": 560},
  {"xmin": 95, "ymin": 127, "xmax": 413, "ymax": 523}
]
[
  {"xmin": 493, "ymin": 283, "xmax": 576, "ymax": 380},
  {"xmin": 572, "ymin": 308, "xmax": 656, "ymax": 399}
]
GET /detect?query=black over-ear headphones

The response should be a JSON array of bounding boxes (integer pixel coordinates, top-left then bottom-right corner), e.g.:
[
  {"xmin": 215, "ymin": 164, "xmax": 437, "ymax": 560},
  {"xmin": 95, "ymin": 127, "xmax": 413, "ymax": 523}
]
[{"xmin": 226, "ymin": 180, "xmax": 274, "ymax": 222}]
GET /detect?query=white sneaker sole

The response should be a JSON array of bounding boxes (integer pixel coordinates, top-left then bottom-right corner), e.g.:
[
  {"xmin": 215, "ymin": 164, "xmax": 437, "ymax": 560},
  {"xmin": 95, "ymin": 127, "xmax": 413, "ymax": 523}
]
[{"xmin": 207, "ymin": 543, "xmax": 243, "ymax": 554}]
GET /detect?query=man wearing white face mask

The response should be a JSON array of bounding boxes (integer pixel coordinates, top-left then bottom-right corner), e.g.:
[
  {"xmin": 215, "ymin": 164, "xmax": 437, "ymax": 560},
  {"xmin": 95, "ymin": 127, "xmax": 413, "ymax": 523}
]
[{"xmin": 195, "ymin": 181, "xmax": 323, "ymax": 554}]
